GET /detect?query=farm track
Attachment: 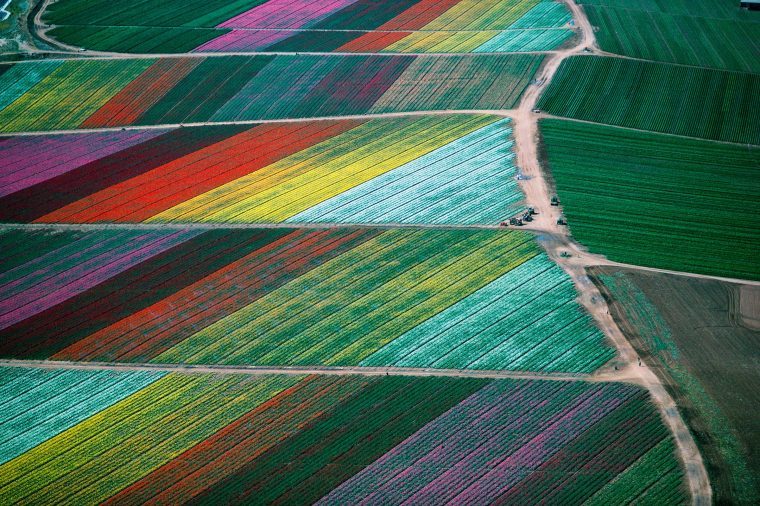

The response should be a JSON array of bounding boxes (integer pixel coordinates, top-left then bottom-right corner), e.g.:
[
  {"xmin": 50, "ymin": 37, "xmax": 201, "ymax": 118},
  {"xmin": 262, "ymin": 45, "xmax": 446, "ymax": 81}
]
[
  {"xmin": 11, "ymin": 1, "xmax": 714, "ymax": 503},
  {"xmin": 513, "ymin": 2, "xmax": 711, "ymax": 504},
  {"xmin": 0, "ymin": 358, "xmax": 592, "ymax": 382}
]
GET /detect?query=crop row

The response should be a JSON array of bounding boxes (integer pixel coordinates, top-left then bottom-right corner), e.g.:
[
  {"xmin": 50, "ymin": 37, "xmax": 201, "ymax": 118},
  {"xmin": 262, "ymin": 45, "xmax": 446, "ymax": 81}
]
[
  {"xmin": 0, "ymin": 370, "xmax": 687, "ymax": 505},
  {"xmin": 0, "ymin": 54, "xmax": 541, "ymax": 132},
  {"xmin": 0, "ymin": 116, "xmax": 521, "ymax": 225},
  {"xmin": 0, "ymin": 228, "xmax": 200, "ymax": 332},
  {"xmin": 45, "ymin": 0, "xmax": 255, "ymax": 28},
  {"xmin": 540, "ymin": 119, "xmax": 760, "ymax": 280},
  {"xmin": 286, "ymin": 118, "xmax": 523, "ymax": 225},
  {"xmin": 0, "ymin": 228, "xmax": 612, "ymax": 374},
  {"xmin": 584, "ymin": 3, "xmax": 760, "ymax": 73},
  {"xmin": 0, "ymin": 128, "xmax": 167, "ymax": 197},
  {"xmin": 195, "ymin": 27, "xmax": 573, "ymax": 54},
  {"xmin": 580, "ymin": 0, "xmax": 759, "ymax": 19},
  {"xmin": 44, "ymin": 0, "xmax": 572, "ymax": 53},
  {"xmin": 0, "ymin": 368, "xmax": 163, "ymax": 465},
  {"xmin": 322, "ymin": 380, "xmax": 684, "ymax": 504},
  {"xmin": 538, "ymin": 55, "xmax": 760, "ymax": 144},
  {"xmin": 46, "ymin": 0, "xmax": 565, "ymax": 31}
]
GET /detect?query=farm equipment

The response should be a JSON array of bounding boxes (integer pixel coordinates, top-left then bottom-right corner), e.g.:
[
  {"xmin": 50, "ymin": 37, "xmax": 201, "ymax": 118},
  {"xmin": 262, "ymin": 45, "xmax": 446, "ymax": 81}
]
[
  {"xmin": 550, "ymin": 196, "xmax": 560, "ymax": 206},
  {"xmin": 507, "ymin": 217, "xmax": 523, "ymax": 226},
  {"xmin": 527, "ymin": 207, "xmax": 536, "ymax": 215},
  {"xmin": 560, "ymin": 251, "xmax": 571, "ymax": 258},
  {"xmin": 557, "ymin": 215, "xmax": 567, "ymax": 226},
  {"xmin": 521, "ymin": 211, "xmax": 533, "ymax": 223}
]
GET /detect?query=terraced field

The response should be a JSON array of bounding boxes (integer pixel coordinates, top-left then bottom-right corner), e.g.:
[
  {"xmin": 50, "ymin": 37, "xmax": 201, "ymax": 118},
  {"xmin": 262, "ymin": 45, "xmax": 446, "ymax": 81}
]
[
  {"xmin": 0, "ymin": 228, "xmax": 612, "ymax": 372},
  {"xmin": 0, "ymin": 116, "xmax": 524, "ymax": 225},
  {"xmin": 538, "ymin": 56, "xmax": 760, "ymax": 144},
  {"xmin": 0, "ymin": 54, "xmax": 541, "ymax": 132},
  {"xmin": 44, "ymin": 0, "xmax": 574, "ymax": 53},
  {"xmin": 591, "ymin": 267, "xmax": 760, "ymax": 503},
  {"xmin": 580, "ymin": 0, "xmax": 760, "ymax": 73},
  {"xmin": 540, "ymin": 119, "xmax": 760, "ymax": 280},
  {"xmin": 0, "ymin": 368, "xmax": 686, "ymax": 505}
]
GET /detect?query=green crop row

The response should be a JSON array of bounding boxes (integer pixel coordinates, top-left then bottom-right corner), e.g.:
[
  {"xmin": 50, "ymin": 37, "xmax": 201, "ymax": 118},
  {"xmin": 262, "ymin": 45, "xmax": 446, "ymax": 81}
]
[
  {"xmin": 538, "ymin": 56, "xmax": 760, "ymax": 144},
  {"xmin": 540, "ymin": 119, "xmax": 760, "ymax": 280},
  {"xmin": 47, "ymin": 25, "xmax": 225, "ymax": 53},
  {"xmin": 584, "ymin": 5, "xmax": 760, "ymax": 73},
  {"xmin": 44, "ymin": 0, "xmax": 257, "ymax": 27}
]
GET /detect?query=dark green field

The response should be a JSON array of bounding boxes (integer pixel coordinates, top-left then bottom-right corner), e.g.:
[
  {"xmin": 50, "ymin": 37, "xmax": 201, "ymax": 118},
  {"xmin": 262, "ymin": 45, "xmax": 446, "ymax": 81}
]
[
  {"xmin": 590, "ymin": 266, "xmax": 760, "ymax": 504},
  {"xmin": 46, "ymin": 25, "xmax": 223, "ymax": 53},
  {"xmin": 580, "ymin": 0, "xmax": 760, "ymax": 72},
  {"xmin": 538, "ymin": 56, "xmax": 760, "ymax": 144},
  {"xmin": 540, "ymin": 119, "xmax": 760, "ymax": 280},
  {"xmin": 44, "ymin": 0, "xmax": 259, "ymax": 27}
]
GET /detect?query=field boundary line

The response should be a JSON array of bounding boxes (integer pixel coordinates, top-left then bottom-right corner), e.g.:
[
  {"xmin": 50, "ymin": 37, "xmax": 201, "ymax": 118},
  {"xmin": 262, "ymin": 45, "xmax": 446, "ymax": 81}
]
[
  {"xmin": 0, "ymin": 109, "xmax": 515, "ymax": 136},
  {"xmin": 0, "ymin": 222, "xmax": 502, "ymax": 231},
  {"xmin": 539, "ymin": 114, "xmax": 760, "ymax": 148},
  {"xmin": 0, "ymin": 359, "xmax": 595, "ymax": 382},
  {"xmin": 0, "ymin": 49, "xmax": 559, "ymax": 60},
  {"xmin": 49, "ymin": 23, "xmax": 575, "ymax": 34}
]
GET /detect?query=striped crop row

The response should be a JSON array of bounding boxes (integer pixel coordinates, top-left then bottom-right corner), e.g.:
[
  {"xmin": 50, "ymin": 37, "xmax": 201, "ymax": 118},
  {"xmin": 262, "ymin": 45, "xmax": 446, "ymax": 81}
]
[
  {"xmin": 44, "ymin": 0, "xmax": 573, "ymax": 54},
  {"xmin": 538, "ymin": 55, "xmax": 760, "ymax": 144},
  {"xmin": 0, "ymin": 54, "xmax": 541, "ymax": 133},
  {"xmin": 0, "ymin": 228, "xmax": 613, "ymax": 373},
  {"xmin": 0, "ymin": 116, "xmax": 524, "ymax": 225},
  {"xmin": 0, "ymin": 368, "xmax": 688, "ymax": 505}
]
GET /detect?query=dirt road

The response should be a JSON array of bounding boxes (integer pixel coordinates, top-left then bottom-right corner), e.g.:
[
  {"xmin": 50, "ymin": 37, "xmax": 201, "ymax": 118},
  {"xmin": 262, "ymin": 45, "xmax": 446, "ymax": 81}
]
[
  {"xmin": 510, "ymin": 2, "xmax": 712, "ymax": 503},
  {"xmin": 0, "ymin": 359, "xmax": 591, "ymax": 382}
]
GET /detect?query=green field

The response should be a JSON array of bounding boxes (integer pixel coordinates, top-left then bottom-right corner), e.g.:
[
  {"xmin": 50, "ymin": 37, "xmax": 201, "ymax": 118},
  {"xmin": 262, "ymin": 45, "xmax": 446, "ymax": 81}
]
[
  {"xmin": 591, "ymin": 267, "xmax": 760, "ymax": 504},
  {"xmin": 580, "ymin": 0, "xmax": 760, "ymax": 73},
  {"xmin": 44, "ymin": 0, "xmax": 258, "ymax": 27},
  {"xmin": 46, "ymin": 25, "xmax": 223, "ymax": 53},
  {"xmin": 540, "ymin": 119, "xmax": 760, "ymax": 280},
  {"xmin": 538, "ymin": 56, "xmax": 760, "ymax": 144}
]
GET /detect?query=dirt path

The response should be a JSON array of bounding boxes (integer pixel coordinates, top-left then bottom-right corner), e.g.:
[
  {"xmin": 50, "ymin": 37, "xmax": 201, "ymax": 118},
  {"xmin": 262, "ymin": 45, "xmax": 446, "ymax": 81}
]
[
  {"xmin": 0, "ymin": 109, "xmax": 516, "ymax": 136},
  {"xmin": 0, "ymin": 359, "xmax": 591, "ymax": 382},
  {"xmin": 510, "ymin": 2, "xmax": 712, "ymax": 504},
  {"xmin": 31, "ymin": 0, "xmax": 81, "ymax": 52},
  {"xmin": 0, "ymin": 222, "xmax": 502, "ymax": 232}
]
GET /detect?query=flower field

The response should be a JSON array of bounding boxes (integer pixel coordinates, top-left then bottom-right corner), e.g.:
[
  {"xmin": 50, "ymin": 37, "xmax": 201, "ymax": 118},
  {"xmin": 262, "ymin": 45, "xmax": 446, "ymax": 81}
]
[
  {"xmin": 0, "ymin": 116, "xmax": 524, "ymax": 225},
  {"xmin": 538, "ymin": 56, "xmax": 760, "ymax": 144},
  {"xmin": 0, "ymin": 54, "xmax": 541, "ymax": 132},
  {"xmin": 540, "ymin": 119, "xmax": 760, "ymax": 280},
  {"xmin": 0, "ymin": 228, "xmax": 613, "ymax": 373},
  {"xmin": 44, "ymin": 0, "xmax": 573, "ymax": 54},
  {"xmin": 580, "ymin": 0, "xmax": 760, "ymax": 73},
  {"xmin": 0, "ymin": 368, "xmax": 687, "ymax": 505}
]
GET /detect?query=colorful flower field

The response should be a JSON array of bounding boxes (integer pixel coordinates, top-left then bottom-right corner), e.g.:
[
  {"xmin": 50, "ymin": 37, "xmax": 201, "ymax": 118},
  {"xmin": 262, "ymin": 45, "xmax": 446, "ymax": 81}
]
[
  {"xmin": 0, "ymin": 227, "xmax": 613, "ymax": 372},
  {"xmin": 0, "ymin": 368, "xmax": 687, "ymax": 505},
  {"xmin": 44, "ymin": 0, "xmax": 574, "ymax": 54},
  {"xmin": 0, "ymin": 54, "xmax": 541, "ymax": 133},
  {"xmin": 0, "ymin": 116, "xmax": 524, "ymax": 225}
]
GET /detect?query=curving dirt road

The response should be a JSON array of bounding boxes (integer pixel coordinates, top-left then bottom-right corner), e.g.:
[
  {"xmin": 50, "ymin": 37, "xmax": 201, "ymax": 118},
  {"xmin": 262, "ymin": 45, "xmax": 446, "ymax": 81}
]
[{"xmin": 511, "ymin": 2, "xmax": 711, "ymax": 504}]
